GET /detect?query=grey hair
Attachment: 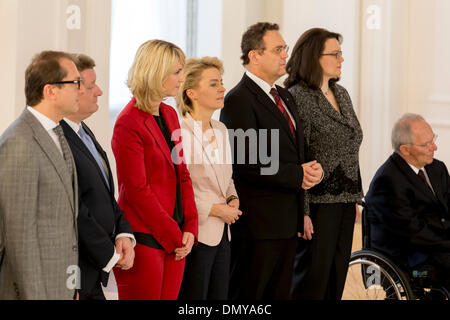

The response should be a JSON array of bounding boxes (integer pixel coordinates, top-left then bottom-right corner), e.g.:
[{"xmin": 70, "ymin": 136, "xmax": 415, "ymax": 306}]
[{"xmin": 391, "ymin": 113, "xmax": 425, "ymax": 152}]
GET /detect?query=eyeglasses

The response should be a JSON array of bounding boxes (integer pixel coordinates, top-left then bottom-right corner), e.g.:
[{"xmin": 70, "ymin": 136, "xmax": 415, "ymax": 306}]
[
  {"xmin": 48, "ymin": 78, "xmax": 83, "ymax": 90},
  {"xmin": 409, "ymin": 134, "xmax": 438, "ymax": 148},
  {"xmin": 256, "ymin": 45, "xmax": 289, "ymax": 55},
  {"xmin": 272, "ymin": 45, "xmax": 289, "ymax": 55},
  {"xmin": 321, "ymin": 51, "xmax": 343, "ymax": 59}
]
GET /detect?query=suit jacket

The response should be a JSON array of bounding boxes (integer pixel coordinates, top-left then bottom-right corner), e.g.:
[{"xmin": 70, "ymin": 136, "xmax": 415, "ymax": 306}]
[
  {"xmin": 219, "ymin": 73, "xmax": 305, "ymax": 240},
  {"xmin": 112, "ymin": 99, "xmax": 198, "ymax": 253},
  {"xmin": 180, "ymin": 114, "xmax": 237, "ymax": 246},
  {"xmin": 60, "ymin": 120, "xmax": 133, "ymax": 296},
  {"xmin": 365, "ymin": 152, "xmax": 450, "ymax": 267},
  {"xmin": 0, "ymin": 109, "xmax": 78, "ymax": 300}
]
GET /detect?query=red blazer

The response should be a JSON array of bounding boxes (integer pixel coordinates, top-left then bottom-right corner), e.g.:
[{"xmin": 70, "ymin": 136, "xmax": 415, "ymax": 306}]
[{"xmin": 112, "ymin": 98, "xmax": 198, "ymax": 253}]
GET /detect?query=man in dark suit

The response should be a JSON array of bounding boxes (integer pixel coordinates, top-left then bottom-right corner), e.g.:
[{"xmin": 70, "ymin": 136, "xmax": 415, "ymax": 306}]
[
  {"xmin": 219, "ymin": 22, "xmax": 323, "ymax": 299},
  {"xmin": 60, "ymin": 54, "xmax": 135, "ymax": 300},
  {"xmin": 365, "ymin": 113, "xmax": 450, "ymax": 288}
]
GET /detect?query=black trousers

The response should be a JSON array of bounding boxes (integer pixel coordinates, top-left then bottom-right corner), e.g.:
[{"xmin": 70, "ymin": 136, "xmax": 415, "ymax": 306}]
[
  {"xmin": 229, "ymin": 235, "xmax": 297, "ymax": 300},
  {"xmin": 427, "ymin": 252, "xmax": 450, "ymax": 290},
  {"xmin": 179, "ymin": 224, "xmax": 231, "ymax": 300},
  {"xmin": 78, "ymin": 281, "xmax": 106, "ymax": 300},
  {"xmin": 292, "ymin": 203, "xmax": 355, "ymax": 300}
]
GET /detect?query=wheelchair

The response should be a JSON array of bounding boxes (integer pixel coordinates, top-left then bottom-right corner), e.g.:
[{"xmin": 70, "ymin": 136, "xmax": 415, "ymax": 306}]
[{"xmin": 341, "ymin": 203, "xmax": 450, "ymax": 300}]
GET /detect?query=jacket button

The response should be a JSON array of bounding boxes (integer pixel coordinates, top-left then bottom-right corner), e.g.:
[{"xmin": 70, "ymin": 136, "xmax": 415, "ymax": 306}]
[
  {"xmin": 72, "ymin": 245, "xmax": 78, "ymax": 252},
  {"xmin": 441, "ymin": 218, "xmax": 446, "ymax": 223}
]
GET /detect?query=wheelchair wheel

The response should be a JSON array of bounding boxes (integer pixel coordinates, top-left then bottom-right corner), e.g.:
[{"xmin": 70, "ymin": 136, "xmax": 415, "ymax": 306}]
[{"xmin": 342, "ymin": 250, "xmax": 414, "ymax": 300}]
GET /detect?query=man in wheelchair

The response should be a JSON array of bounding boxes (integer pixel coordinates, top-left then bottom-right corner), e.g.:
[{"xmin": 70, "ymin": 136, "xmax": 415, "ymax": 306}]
[{"xmin": 364, "ymin": 113, "xmax": 450, "ymax": 298}]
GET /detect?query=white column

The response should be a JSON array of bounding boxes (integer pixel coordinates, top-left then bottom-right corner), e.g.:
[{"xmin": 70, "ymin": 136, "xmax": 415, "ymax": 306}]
[
  {"xmin": 426, "ymin": 0, "xmax": 450, "ymax": 165},
  {"xmin": 0, "ymin": 0, "xmax": 19, "ymax": 134},
  {"xmin": 358, "ymin": 0, "xmax": 411, "ymax": 192}
]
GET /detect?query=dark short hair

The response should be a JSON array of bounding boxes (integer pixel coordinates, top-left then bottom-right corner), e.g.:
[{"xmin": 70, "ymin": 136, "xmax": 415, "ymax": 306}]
[
  {"xmin": 284, "ymin": 28, "xmax": 342, "ymax": 90},
  {"xmin": 25, "ymin": 51, "xmax": 76, "ymax": 106},
  {"xmin": 240, "ymin": 22, "xmax": 279, "ymax": 66},
  {"xmin": 72, "ymin": 53, "xmax": 96, "ymax": 72}
]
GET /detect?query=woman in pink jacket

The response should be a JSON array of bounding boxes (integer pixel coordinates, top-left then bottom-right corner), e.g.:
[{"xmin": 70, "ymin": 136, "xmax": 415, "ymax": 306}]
[{"xmin": 177, "ymin": 57, "xmax": 241, "ymax": 300}]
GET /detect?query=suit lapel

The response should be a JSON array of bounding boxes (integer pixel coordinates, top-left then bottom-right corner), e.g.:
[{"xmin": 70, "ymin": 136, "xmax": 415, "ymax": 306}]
[
  {"xmin": 425, "ymin": 162, "xmax": 447, "ymax": 209},
  {"xmin": 243, "ymin": 75, "xmax": 296, "ymax": 145},
  {"xmin": 392, "ymin": 152, "xmax": 438, "ymax": 203},
  {"xmin": 307, "ymin": 84, "xmax": 352, "ymax": 128},
  {"xmin": 81, "ymin": 122, "xmax": 114, "ymax": 191},
  {"xmin": 23, "ymin": 110, "xmax": 76, "ymax": 212},
  {"xmin": 183, "ymin": 115, "xmax": 227, "ymax": 197},
  {"xmin": 144, "ymin": 108, "xmax": 175, "ymax": 170},
  {"xmin": 61, "ymin": 120, "xmax": 112, "ymax": 192},
  {"xmin": 276, "ymin": 85, "xmax": 305, "ymax": 153}
]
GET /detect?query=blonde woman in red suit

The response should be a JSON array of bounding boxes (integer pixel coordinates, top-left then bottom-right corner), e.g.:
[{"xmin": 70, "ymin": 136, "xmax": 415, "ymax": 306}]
[
  {"xmin": 176, "ymin": 57, "xmax": 241, "ymax": 300},
  {"xmin": 111, "ymin": 40, "xmax": 198, "ymax": 300}
]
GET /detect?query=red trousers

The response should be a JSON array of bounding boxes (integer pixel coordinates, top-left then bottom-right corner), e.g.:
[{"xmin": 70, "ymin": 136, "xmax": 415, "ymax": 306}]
[{"xmin": 114, "ymin": 243, "xmax": 185, "ymax": 300}]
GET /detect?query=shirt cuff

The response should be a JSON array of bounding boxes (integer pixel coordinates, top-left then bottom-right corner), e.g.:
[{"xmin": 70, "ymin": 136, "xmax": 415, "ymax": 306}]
[
  {"xmin": 102, "ymin": 234, "xmax": 137, "ymax": 272},
  {"xmin": 115, "ymin": 233, "xmax": 136, "ymax": 247},
  {"xmin": 102, "ymin": 250, "xmax": 120, "ymax": 273}
]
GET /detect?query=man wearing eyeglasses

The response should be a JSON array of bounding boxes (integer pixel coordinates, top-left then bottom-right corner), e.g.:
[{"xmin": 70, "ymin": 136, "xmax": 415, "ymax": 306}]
[
  {"xmin": 59, "ymin": 54, "xmax": 135, "ymax": 300},
  {"xmin": 220, "ymin": 22, "xmax": 323, "ymax": 300},
  {"xmin": 0, "ymin": 51, "xmax": 81, "ymax": 299},
  {"xmin": 365, "ymin": 113, "xmax": 450, "ymax": 290}
]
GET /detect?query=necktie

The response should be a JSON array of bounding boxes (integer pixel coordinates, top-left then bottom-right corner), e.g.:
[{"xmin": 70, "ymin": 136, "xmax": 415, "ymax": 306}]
[
  {"xmin": 269, "ymin": 87, "xmax": 296, "ymax": 141},
  {"xmin": 418, "ymin": 169, "xmax": 434, "ymax": 194},
  {"xmin": 78, "ymin": 126, "xmax": 110, "ymax": 189},
  {"xmin": 53, "ymin": 124, "xmax": 74, "ymax": 181}
]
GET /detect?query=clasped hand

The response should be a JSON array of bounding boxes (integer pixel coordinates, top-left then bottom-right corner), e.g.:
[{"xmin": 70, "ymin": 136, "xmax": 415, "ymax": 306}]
[
  {"xmin": 115, "ymin": 237, "xmax": 135, "ymax": 270},
  {"xmin": 174, "ymin": 232, "xmax": 195, "ymax": 261},
  {"xmin": 301, "ymin": 160, "xmax": 323, "ymax": 190}
]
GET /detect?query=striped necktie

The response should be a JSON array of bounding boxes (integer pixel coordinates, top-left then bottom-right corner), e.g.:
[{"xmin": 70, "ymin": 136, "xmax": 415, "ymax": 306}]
[
  {"xmin": 53, "ymin": 124, "xmax": 74, "ymax": 181},
  {"xmin": 270, "ymin": 87, "xmax": 296, "ymax": 141}
]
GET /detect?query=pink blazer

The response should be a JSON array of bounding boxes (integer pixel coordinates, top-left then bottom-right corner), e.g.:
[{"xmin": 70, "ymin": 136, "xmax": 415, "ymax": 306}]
[{"xmin": 180, "ymin": 114, "xmax": 237, "ymax": 246}]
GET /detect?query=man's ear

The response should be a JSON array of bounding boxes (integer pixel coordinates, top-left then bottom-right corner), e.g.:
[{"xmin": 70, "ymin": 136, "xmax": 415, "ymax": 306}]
[
  {"xmin": 399, "ymin": 144, "xmax": 410, "ymax": 157},
  {"xmin": 42, "ymin": 84, "xmax": 57, "ymax": 101},
  {"xmin": 248, "ymin": 50, "xmax": 259, "ymax": 65}
]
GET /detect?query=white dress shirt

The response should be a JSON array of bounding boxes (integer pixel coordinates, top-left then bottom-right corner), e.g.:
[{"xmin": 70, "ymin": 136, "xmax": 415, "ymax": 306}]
[
  {"xmin": 408, "ymin": 163, "xmax": 435, "ymax": 195},
  {"xmin": 27, "ymin": 106, "xmax": 63, "ymax": 155},
  {"xmin": 245, "ymin": 70, "xmax": 296, "ymax": 129}
]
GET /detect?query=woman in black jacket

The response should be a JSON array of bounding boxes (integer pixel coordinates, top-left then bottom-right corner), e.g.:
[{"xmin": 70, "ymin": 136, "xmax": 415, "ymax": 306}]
[{"xmin": 285, "ymin": 28, "xmax": 363, "ymax": 300}]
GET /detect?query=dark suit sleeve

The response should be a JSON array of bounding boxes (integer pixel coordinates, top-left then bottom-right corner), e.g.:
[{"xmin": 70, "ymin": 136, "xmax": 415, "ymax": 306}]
[
  {"xmin": 368, "ymin": 172, "xmax": 450, "ymax": 250},
  {"xmin": 77, "ymin": 199, "xmax": 115, "ymax": 269},
  {"xmin": 220, "ymin": 92, "xmax": 303, "ymax": 193},
  {"xmin": 112, "ymin": 200, "xmax": 133, "ymax": 235}
]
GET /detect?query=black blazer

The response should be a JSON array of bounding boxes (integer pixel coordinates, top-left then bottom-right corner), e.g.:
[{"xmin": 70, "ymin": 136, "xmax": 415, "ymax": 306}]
[
  {"xmin": 365, "ymin": 152, "xmax": 450, "ymax": 267},
  {"xmin": 219, "ymin": 73, "xmax": 305, "ymax": 240},
  {"xmin": 60, "ymin": 120, "xmax": 133, "ymax": 295}
]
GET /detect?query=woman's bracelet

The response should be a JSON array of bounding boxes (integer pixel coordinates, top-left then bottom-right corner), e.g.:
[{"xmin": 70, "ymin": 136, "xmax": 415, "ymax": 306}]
[{"xmin": 226, "ymin": 195, "xmax": 238, "ymax": 204}]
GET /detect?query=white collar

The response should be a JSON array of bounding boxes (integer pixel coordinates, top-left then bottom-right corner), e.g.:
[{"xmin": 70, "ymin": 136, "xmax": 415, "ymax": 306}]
[
  {"xmin": 63, "ymin": 118, "xmax": 82, "ymax": 135},
  {"xmin": 408, "ymin": 163, "xmax": 425, "ymax": 175},
  {"xmin": 27, "ymin": 106, "xmax": 59, "ymax": 131},
  {"xmin": 245, "ymin": 70, "xmax": 274, "ymax": 96}
]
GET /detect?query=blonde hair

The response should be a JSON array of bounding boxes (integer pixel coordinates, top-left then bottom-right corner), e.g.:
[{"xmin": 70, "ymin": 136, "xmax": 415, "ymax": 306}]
[
  {"xmin": 177, "ymin": 56, "xmax": 224, "ymax": 117},
  {"xmin": 127, "ymin": 40, "xmax": 185, "ymax": 113}
]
